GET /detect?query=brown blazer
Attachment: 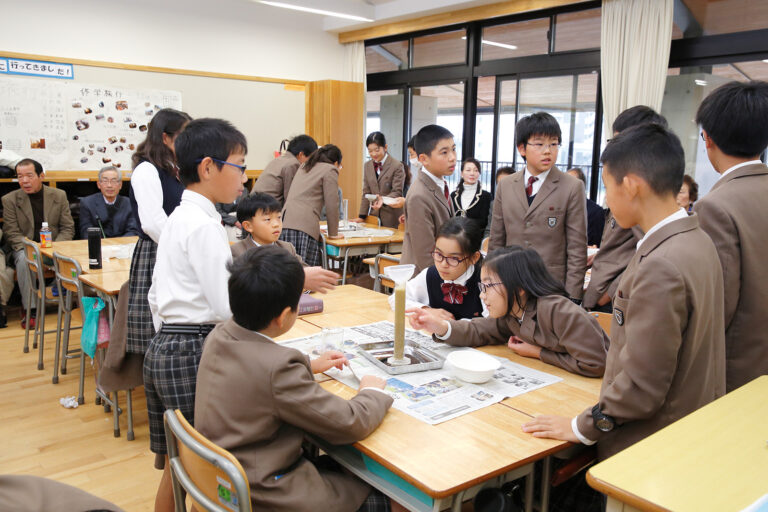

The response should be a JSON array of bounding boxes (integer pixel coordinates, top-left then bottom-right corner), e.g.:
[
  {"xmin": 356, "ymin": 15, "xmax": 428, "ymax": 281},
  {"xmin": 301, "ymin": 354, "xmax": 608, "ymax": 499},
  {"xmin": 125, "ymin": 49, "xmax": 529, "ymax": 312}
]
[
  {"xmin": 2, "ymin": 185, "xmax": 75, "ymax": 252},
  {"xmin": 358, "ymin": 154, "xmax": 405, "ymax": 228},
  {"xmin": 488, "ymin": 169, "xmax": 587, "ymax": 299},
  {"xmin": 400, "ymin": 170, "xmax": 453, "ymax": 273},
  {"xmin": 252, "ymin": 152, "xmax": 300, "ymax": 205},
  {"xmin": 195, "ymin": 319, "xmax": 393, "ymax": 512},
  {"xmin": 282, "ymin": 162, "xmax": 340, "ymax": 239},
  {"xmin": 230, "ymin": 236, "xmax": 306, "ymax": 266},
  {"xmin": 442, "ymin": 295, "xmax": 608, "ymax": 377},
  {"xmin": 582, "ymin": 211, "xmax": 643, "ymax": 308},
  {"xmin": 576, "ymin": 215, "xmax": 726, "ymax": 460},
  {"xmin": 694, "ymin": 163, "xmax": 768, "ymax": 392},
  {"xmin": 0, "ymin": 475, "xmax": 123, "ymax": 512}
]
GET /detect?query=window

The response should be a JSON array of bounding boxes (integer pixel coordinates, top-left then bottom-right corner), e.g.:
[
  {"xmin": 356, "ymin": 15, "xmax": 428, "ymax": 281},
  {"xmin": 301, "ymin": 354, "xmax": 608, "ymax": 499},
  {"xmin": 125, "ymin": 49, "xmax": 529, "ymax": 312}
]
[
  {"xmin": 676, "ymin": 0, "xmax": 768, "ymax": 36},
  {"xmin": 554, "ymin": 8, "xmax": 601, "ymax": 52},
  {"xmin": 365, "ymin": 41, "xmax": 409, "ymax": 73},
  {"xmin": 481, "ymin": 18, "xmax": 550, "ymax": 60},
  {"xmin": 412, "ymin": 29, "xmax": 467, "ymax": 68},
  {"xmin": 474, "ymin": 76, "xmax": 496, "ymax": 191},
  {"xmin": 366, "ymin": 89, "xmax": 406, "ymax": 162}
]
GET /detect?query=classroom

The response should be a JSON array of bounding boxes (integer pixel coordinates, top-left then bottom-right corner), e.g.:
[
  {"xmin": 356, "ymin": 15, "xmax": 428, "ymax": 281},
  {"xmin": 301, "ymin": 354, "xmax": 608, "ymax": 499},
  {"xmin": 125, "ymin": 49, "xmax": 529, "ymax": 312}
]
[{"xmin": 1, "ymin": 0, "xmax": 767, "ymax": 511}]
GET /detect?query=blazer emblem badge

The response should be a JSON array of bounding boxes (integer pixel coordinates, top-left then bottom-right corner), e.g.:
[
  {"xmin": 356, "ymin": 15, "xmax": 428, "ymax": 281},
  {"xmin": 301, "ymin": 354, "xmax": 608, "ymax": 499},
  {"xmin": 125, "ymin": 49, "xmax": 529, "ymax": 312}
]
[
  {"xmin": 610, "ymin": 218, "xmax": 616, "ymax": 228},
  {"xmin": 614, "ymin": 308, "xmax": 625, "ymax": 326},
  {"xmin": 547, "ymin": 216, "xmax": 557, "ymax": 228}
]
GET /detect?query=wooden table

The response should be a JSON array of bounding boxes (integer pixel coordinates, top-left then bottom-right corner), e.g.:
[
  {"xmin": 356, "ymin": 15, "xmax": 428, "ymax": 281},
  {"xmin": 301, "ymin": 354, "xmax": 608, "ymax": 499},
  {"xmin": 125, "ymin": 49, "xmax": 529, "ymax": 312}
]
[
  {"xmin": 588, "ymin": 376, "xmax": 768, "ymax": 512},
  {"xmin": 39, "ymin": 236, "xmax": 138, "ymax": 274},
  {"xmin": 321, "ymin": 223, "xmax": 404, "ymax": 285}
]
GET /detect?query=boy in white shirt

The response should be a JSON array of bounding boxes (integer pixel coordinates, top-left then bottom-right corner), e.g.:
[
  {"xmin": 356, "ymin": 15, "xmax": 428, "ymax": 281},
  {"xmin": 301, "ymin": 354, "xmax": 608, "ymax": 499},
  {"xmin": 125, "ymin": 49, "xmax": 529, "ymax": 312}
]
[{"xmin": 144, "ymin": 117, "xmax": 248, "ymax": 512}]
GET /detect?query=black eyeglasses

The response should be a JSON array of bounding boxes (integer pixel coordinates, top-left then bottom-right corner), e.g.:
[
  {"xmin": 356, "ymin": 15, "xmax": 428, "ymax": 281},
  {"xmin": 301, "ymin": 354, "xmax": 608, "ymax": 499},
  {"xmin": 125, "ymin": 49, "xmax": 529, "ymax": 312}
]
[
  {"xmin": 477, "ymin": 281, "xmax": 503, "ymax": 294},
  {"xmin": 196, "ymin": 157, "xmax": 247, "ymax": 174},
  {"xmin": 430, "ymin": 251, "xmax": 469, "ymax": 267},
  {"xmin": 525, "ymin": 142, "xmax": 561, "ymax": 152}
]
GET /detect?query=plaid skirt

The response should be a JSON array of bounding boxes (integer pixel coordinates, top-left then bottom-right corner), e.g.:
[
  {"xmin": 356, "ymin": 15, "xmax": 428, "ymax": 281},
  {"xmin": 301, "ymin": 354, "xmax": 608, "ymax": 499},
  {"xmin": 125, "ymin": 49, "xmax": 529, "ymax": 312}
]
[
  {"xmin": 143, "ymin": 331, "xmax": 206, "ymax": 456},
  {"xmin": 126, "ymin": 237, "xmax": 157, "ymax": 354},
  {"xmin": 280, "ymin": 228, "xmax": 322, "ymax": 267},
  {"xmin": 357, "ymin": 490, "xmax": 390, "ymax": 512}
]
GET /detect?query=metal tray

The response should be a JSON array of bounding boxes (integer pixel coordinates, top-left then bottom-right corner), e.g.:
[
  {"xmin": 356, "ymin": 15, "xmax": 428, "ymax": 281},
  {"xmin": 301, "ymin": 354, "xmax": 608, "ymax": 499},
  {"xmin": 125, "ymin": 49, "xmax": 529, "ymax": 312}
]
[{"xmin": 356, "ymin": 341, "xmax": 445, "ymax": 375}]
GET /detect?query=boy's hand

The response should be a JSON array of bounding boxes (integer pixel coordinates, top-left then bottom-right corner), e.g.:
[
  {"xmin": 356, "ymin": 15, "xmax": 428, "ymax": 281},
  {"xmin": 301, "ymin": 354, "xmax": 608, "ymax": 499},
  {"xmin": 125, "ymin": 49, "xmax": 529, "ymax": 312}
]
[
  {"xmin": 389, "ymin": 197, "xmax": 405, "ymax": 209},
  {"xmin": 372, "ymin": 195, "xmax": 384, "ymax": 210},
  {"xmin": 398, "ymin": 214, "xmax": 406, "ymax": 225},
  {"xmin": 407, "ymin": 307, "xmax": 450, "ymax": 337},
  {"xmin": 359, "ymin": 375, "xmax": 386, "ymax": 390},
  {"xmin": 507, "ymin": 336, "xmax": 542, "ymax": 359},
  {"xmin": 311, "ymin": 350, "xmax": 348, "ymax": 374},
  {"xmin": 327, "ymin": 235, "xmax": 344, "ymax": 240},
  {"xmin": 597, "ymin": 292, "xmax": 611, "ymax": 306},
  {"xmin": 424, "ymin": 307, "xmax": 455, "ymax": 321},
  {"xmin": 304, "ymin": 267, "xmax": 337, "ymax": 294},
  {"xmin": 522, "ymin": 415, "xmax": 579, "ymax": 443}
]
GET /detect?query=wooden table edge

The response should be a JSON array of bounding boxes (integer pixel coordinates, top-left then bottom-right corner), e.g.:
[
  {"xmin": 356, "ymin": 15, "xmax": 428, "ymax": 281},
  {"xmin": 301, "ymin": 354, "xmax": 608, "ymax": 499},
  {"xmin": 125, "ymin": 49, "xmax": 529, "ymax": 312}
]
[{"xmin": 586, "ymin": 470, "xmax": 671, "ymax": 512}]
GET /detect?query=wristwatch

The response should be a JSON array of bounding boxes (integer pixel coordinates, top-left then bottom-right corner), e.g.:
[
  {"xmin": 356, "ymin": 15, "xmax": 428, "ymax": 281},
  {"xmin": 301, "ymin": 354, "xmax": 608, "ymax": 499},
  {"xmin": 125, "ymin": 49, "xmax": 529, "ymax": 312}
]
[{"xmin": 591, "ymin": 404, "xmax": 615, "ymax": 432}]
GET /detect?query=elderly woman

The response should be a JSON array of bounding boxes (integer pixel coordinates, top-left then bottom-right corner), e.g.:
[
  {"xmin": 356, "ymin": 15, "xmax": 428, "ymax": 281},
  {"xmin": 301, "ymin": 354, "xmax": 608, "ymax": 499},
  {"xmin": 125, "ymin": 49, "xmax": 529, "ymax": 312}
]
[{"xmin": 677, "ymin": 174, "xmax": 698, "ymax": 213}]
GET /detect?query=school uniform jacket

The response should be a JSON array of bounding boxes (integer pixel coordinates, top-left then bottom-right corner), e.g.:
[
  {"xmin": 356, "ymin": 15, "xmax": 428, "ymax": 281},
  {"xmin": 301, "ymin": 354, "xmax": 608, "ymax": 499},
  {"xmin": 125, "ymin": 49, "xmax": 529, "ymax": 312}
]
[
  {"xmin": 694, "ymin": 163, "xmax": 768, "ymax": 392},
  {"xmin": 576, "ymin": 215, "xmax": 726, "ymax": 460},
  {"xmin": 282, "ymin": 162, "xmax": 340, "ymax": 239},
  {"xmin": 1, "ymin": 185, "xmax": 75, "ymax": 252},
  {"xmin": 358, "ymin": 154, "xmax": 405, "ymax": 228},
  {"xmin": 442, "ymin": 295, "xmax": 608, "ymax": 377},
  {"xmin": 252, "ymin": 152, "xmax": 301, "ymax": 205},
  {"xmin": 230, "ymin": 236, "xmax": 306, "ymax": 266},
  {"xmin": 400, "ymin": 171, "xmax": 453, "ymax": 273},
  {"xmin": 488, "ymin": 169, "xmax": 587, "ymax": 299},
  {"xmin": 582, "ymin": 211, "xmax": 643, "ymax": 309},
  {"xmin": 195, "ymin": 319, "xmax": 393, "ymax": 512},
  {"xmin": 451, "ymin": 185, "xmax": 492, "ymax": 233}
]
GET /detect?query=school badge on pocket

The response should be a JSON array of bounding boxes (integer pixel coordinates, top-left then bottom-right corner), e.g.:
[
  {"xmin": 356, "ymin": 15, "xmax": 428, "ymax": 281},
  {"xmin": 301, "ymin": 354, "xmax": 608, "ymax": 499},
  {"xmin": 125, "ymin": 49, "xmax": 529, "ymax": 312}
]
[
  {"xmin": 547, "ymin": 216, "xmax": 557, "ymax": 228},
  {"xmin": 614, "ymin": 308, "xmax": 624, "ymax": 326}
]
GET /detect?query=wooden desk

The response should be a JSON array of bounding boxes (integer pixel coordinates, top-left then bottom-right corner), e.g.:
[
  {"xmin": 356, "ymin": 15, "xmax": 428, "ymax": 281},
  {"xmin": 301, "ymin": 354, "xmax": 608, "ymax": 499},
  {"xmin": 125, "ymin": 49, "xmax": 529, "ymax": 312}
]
[
  {"xmin": 588, "ymin": 376, "xmax": 768, "ymax": 512},
  {"xmin": 321, "ymin": 223, "xmax": 404, "ymax": 285},
  {"xmin": 301, "ymin": 285, "xmax": 393, "ymax": 328},
  {"xmin": 39, "ymin": 236, "xmax": 138, "ymax": 260}
]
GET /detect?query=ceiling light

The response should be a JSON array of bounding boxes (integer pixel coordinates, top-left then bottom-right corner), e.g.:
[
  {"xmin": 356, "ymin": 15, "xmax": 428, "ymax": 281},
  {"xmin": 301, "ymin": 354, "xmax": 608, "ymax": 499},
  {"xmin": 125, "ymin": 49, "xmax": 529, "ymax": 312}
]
[
  {"xmin": 694, "ymin": 79, "xmax": 708, "ymax": 86},
  {"xmin": 461, "ymin": 36, "xmax": 517, "ymax": 51},
  {"xmin": 258, "ymin": 1, "xmax": 373, "ymax": 22}
]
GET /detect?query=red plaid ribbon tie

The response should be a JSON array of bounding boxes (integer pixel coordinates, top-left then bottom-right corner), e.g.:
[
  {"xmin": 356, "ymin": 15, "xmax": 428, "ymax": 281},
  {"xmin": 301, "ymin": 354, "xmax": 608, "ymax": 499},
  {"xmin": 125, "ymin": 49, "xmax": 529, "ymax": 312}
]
[
  {"xmin": 441, "ymin": 282, "xmax": 468, "ymax": 304},
  {"xmin": 374, "ymin": 161, "xmax": 382, "ymax": 177}
]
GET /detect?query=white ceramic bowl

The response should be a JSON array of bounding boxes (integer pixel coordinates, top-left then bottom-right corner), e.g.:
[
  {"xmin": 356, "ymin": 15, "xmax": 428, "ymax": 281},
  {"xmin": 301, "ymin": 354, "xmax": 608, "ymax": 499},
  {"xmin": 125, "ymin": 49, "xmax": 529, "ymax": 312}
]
[{"xmin": 445, "ymin": 350, "xmax": 501, "ymax": 384}]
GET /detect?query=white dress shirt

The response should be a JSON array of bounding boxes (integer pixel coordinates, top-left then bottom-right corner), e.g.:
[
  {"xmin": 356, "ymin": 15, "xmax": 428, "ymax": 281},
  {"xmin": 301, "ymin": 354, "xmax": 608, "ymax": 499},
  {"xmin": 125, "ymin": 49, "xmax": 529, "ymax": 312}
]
[
  {"xmin": 718, "ymin": 159, "xmax": 762, "ymax": 182},
  {"xmin": 130, "ymin": 161, "xmax": 171, "ymax": 243},
  {"xmin": 0, "ymin": 148, "xmax": 22, "ymax": 169},
  {"xmin": 421, "ymin": 167, "xmax": 448, "ymax": 190},
  {"xmin": 523, "ymin": 168, "xmax": 550, "ymax": 197},
  {"xmin": 148, "ymin": 190, "xmax": 232, "ymax": 331}
]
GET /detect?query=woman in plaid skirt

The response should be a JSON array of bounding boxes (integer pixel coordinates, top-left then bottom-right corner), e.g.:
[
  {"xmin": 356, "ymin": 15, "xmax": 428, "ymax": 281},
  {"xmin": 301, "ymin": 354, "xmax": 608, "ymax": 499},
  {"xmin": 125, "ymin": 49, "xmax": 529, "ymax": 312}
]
[{"xmin": 126, "ymin": 108, "xmax": 192, "ymax": 355}]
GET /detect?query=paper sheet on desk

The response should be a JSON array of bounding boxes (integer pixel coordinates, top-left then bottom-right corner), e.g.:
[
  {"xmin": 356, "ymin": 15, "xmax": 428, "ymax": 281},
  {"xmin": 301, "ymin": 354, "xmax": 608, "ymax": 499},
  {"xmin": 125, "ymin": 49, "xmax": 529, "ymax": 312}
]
[{"xmin": 279, "ymin": 321, "xmax": 561, "ymax": 425}]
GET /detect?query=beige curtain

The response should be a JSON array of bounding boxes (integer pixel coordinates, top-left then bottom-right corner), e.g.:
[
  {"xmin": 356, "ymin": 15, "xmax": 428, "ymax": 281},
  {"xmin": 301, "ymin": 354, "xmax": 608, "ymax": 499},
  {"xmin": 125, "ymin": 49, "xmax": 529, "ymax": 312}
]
[
  {"xmin": 601, "ymin": 0, "xmax": 674, "ymax": 132},
  {"xmin": 342, "ymin": 41, "xmax": 366, "ymax": 84}
]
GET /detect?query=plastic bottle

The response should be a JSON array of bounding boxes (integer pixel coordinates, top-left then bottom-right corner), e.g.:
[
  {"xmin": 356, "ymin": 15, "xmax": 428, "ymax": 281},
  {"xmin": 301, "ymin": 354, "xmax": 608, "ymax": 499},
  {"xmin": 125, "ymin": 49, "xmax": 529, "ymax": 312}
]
[{"xmin": 40, "ymin": 222, "xmax": 52, "ymax": 248}]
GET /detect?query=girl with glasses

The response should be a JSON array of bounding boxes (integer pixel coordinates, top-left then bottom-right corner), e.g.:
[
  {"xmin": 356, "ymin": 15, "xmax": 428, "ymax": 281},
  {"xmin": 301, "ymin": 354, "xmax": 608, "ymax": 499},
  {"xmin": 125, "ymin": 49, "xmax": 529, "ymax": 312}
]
[
  {"xmin": 390, "ymin": 217, "xmax": 487, "ymax": 320},
  {"xmin": 408, "ymin": 245, "xmax": 609, "ymax": 378}
]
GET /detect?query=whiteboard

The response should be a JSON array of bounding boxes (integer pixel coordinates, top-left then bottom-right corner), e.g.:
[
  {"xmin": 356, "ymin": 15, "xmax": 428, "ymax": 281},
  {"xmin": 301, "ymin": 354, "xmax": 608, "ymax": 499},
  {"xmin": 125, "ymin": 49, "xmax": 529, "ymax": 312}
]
[{"xmin": 0, "ymin": 60, "xmax": 306, "ymax": 171}]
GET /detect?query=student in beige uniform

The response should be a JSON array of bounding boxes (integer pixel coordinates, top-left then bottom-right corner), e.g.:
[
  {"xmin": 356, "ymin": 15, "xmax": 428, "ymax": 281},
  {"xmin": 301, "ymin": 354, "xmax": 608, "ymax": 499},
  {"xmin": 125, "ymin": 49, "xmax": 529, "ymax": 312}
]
[
  {"xmin": 694, "ymin": 80, "xmax": 768, "ymax": 392},
  {"xmin": 252, "ymin": 134, "xmax": 317, "ymax": 205},
  {"xmin": 409, "ymin": 245, "xmax": 608, "ymax": 378},
  {"xmin": 232, "ymin": 192, "xmax": 336, "ymax": 293},
  {"xmin": 281, "ymin": 144, "xmax": 343, "ymax": 267},
  {"xmin": 196, "ymin": 246, "xmax": 402, "ymax": 512},
  {"xmin": 353, "ymin": 131, "xmax": 405, "ymax": 227},
  {"xmin": 583, "ymin": 106, "xmax": 667, "ymax": 311},
  {"xmin": 488, "ymin": 113, "xmax": 587, "ymax": 301},
  {"xmin": 523, "ymin": 124, "xmax": 725, "ymax": 466},
  {"xmin": 401, "ymin": 124, "xmax": 456, "ymax": 273}
]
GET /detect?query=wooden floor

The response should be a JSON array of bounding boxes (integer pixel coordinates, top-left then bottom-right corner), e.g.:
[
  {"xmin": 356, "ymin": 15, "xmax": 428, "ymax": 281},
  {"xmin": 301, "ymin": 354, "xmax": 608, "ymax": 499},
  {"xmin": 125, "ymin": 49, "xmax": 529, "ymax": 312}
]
[{"xmin": 0, "ymin": 308, "xmax": 159, "ymax": 511}]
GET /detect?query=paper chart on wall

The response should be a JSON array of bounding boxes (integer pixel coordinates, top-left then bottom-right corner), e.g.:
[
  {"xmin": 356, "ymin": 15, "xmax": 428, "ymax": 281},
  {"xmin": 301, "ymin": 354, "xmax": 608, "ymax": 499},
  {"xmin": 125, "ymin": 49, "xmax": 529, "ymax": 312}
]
[{"xmin": 0, "ymin": 76, "xmax": 181, "ymax": 171}]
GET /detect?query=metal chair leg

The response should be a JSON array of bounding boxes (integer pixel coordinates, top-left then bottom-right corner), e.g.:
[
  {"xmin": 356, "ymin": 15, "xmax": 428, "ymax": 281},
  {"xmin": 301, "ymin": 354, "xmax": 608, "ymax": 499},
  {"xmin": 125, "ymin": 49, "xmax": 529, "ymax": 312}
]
[
  {"xmin": 52, "ymin": 296, "xmax": 64, "ymax": 384},
  {"xmin": 77, "ymin": 344, "xmax": 85, "ymax": 405},
  {"xmin": 113, "ymin": 391, "xmax": 121, "ymax": 437},
  {"xmin": 126, "ymin": 389, "xmax": 135, "ymax": 441},
  {"xmin": 23, "ymin": 300, "xmax": 32, "ymax": 353},
  {"xmin": 36, "ymin": 295, "xmax": 45, "ymax": 370},
  {"xmin": 61, "ymin": 295, "xmax": 72, "ymax": 375}
]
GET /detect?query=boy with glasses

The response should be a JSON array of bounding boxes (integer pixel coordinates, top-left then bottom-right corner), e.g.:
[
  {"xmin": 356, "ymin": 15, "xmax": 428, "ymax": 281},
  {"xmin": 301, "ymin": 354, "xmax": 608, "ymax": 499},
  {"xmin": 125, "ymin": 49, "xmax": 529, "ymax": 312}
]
[
  {"xmin": 79, "ymin": 165, "xmax": 139, "ymax": 238},
  {"xmin": 489, "ymin": 112, "xmax": 587, "ymax": 301}
]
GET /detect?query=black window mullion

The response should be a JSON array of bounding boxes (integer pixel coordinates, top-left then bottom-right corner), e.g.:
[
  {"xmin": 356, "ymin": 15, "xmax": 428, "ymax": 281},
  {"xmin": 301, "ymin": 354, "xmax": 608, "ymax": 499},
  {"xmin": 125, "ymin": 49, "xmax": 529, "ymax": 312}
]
[{"xmin": 589, "ymin": 73, "xmax": 603, "ymax": 202}]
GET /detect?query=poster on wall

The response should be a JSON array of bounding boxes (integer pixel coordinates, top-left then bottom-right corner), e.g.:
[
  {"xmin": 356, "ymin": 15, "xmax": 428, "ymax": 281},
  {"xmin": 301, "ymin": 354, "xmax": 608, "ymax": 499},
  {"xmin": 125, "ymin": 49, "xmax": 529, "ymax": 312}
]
[{"xmin": 0, "ymin": 76, "xmax": 182, "ymax": 171}]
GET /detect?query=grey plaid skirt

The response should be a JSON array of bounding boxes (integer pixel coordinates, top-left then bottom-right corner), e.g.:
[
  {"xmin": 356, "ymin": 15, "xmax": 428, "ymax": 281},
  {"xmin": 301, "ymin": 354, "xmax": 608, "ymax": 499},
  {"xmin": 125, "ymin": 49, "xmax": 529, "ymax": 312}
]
[
  {"xmin": 280, "ymin": 228, "xmax": 323, "ymax": 267},
  {"xmin": 126, "ymin": 237, "xmax": 157, "ymax": 354}
]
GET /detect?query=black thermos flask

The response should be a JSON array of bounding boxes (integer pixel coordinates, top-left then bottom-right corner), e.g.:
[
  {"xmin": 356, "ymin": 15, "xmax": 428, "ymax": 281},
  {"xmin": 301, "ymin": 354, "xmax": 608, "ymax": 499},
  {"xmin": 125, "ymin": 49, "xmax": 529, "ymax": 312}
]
[{"xmin": 87, "ymin": 227, "xmax": 102, "ymax": 269}]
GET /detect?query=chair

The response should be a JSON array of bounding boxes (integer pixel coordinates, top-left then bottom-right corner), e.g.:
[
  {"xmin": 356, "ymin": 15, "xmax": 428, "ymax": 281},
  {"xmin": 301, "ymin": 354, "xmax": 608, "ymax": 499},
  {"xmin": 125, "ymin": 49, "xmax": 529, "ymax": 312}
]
[
  {"xmin": 373, "ymin": 253, "xmax": 401, "ymax": 293},
  {"xmin": 397, "ymin": 222, "xmax": 405, "ymax": 231},
  {"xmin": 164, "ymin": 409, "xmax": 252, "ymax": 512},
  {"xmin": 22, "ymin": 239, "xmax": 60, "ymax": 371},
  {"xmin": 590, "ymin": 311, "xmax": 612, "ymax": 336},
  {"xmin": 364, "ymin": 215, "xmax": 381, "ymax": 227}
]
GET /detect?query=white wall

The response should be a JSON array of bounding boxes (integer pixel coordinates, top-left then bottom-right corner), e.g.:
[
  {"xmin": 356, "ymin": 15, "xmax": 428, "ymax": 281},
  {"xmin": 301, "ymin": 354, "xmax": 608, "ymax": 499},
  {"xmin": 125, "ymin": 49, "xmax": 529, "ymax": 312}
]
[{"xmin": 0, "ymin": 0, "xmax": 349, "ymax": 82}]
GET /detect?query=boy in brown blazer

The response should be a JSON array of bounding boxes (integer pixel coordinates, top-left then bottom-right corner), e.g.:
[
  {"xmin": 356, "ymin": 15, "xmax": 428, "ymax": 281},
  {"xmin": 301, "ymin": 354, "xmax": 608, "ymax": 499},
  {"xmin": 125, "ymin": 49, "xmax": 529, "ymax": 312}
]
[
  {"xmin": 488, "ymin": 113, "xmax": 587, "ymax": 300},
  {"xmin": 252, "ymin": 134, "xmax": 317, "ymax": 205},
  {"xmin": 694, "ymin": 81, "xmax": 768, "ymax": 392},
  {"xmin": 354, "ymin": 131, "xmax": 405, "ymax": 227},
  {"xmin": 232, "ymin": 192, "xmax": 336, "ymax": 293},
  {"xmin": 523, "ymin": 124, "xmax": 726, "ymax": 463},
  {"xmin": 583, "ymin": 106, "xmax": 668, "ymax": 311},
  {"xmin": 401, "ymin": 124, "xmax": 456, "ymax": 273},
  {"xmin": 195, "ymin": 246, "xmax": 395, "ymax": 512}
]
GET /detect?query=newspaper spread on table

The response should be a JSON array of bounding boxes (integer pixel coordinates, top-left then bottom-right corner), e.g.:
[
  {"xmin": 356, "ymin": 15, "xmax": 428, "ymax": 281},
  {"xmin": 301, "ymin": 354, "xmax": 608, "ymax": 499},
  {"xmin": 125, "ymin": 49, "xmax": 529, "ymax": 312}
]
[{"xmin": 279, "ymin": 321, "xmax": 562, "ymax": 425}]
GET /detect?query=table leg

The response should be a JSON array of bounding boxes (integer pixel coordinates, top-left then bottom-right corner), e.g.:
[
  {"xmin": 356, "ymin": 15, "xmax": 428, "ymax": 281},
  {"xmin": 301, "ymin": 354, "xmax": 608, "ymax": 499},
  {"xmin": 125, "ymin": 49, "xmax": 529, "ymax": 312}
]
[
  {"xmin": 540, "ymin": 456, "xmax": 552, "ymax": 512},
  {"xmin": 524, "ymin": 467, "xmax": 534, "ymax": 512},
  {"xmin": 605, "ymin": 496, "xmax": 642, "ymax": 512},
  {"xmin": 341, "ymin": 247, "xmax": 350, "ymax": 285}
]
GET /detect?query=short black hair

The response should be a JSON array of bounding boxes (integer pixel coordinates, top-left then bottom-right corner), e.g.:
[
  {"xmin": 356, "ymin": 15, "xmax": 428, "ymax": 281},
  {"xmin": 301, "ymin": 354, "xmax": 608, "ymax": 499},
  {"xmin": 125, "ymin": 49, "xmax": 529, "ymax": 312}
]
[
  {"xmin": 682, "ymin": 174, "xmax": 699, "ymax": 202},
  {"xmin": 366, "ymin": 131, "xmax": 386, "ymax": 147},
  {"xmin": 286, "ymin": 134, "xmax": 318, "ymax": 158},
  {"xmin": 696, "ymin": 80, "xmax": 768, "ymax": 157},
  {"xmin": 228, "ymin": 245, "xmax": 304, "ymax": 331},
  {"xmin": 175, "ymin": 118, "xmax": 248, "ymax": 186},
  {"xmin": 407, "ymin": 136, "xmax": 416, "ymax": 150},
  {"xmin": 16, "ymin": 158, "xmax": 44, "ymax": 175},
  {"xmin": 236, "ymin": 192, "xmax": 281, "ymax": 224},
  {"xmin": 436, "ymin": 217, "xmax": 484, "ymax": 258},
  {"xmin": 601, "ymin": 123, "xmax": 684, "ymax": 197},
  {"xmin": 496, "ymin": 166, "xmax": 515, "ymax": 178},
  {"xmin": 612, "ymin": 106, "xmax": 668, "ymax": 134},
  {"xmin": 413, "ymin": 124, "xmax": 453, "ymax": 157},
  {"xmin": 567, "ymin": 168, "xmax": 586, "ymax": 186},
  {"xmin": 515, "ymin": 112, "xmax": 562, "ymax": 148},
  {"xmin": 484, "ymin": 246, "xmax": 567, "ymax": 315}
]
